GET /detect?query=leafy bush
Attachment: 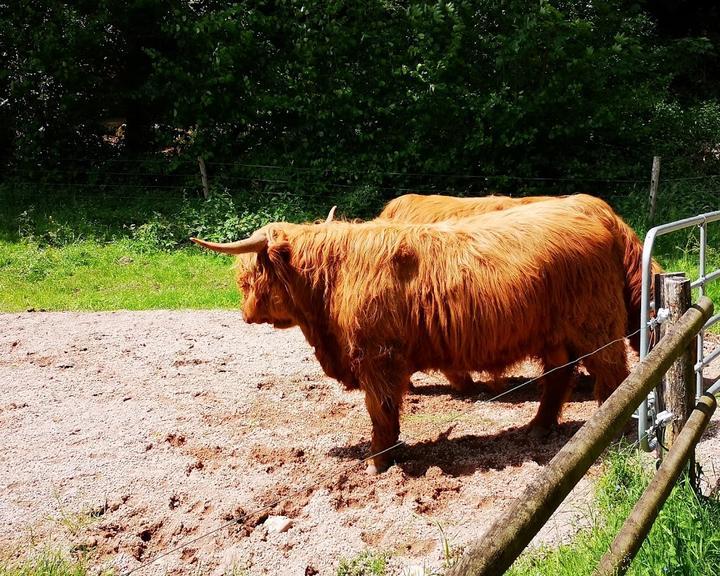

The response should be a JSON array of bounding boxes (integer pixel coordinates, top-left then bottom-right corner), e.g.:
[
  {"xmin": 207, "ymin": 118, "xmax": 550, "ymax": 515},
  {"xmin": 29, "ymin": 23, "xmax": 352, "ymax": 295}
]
[
  {"xmin": 132, "ymin": 190, "xmax": 319, "ymax": 250},
  {"xmin": 336, "ymin": 185, "xmax": 384, "ymax": 219},
  {"xmin": 4, "ymin": 1, "xmax": 720, "ymax": 183}
]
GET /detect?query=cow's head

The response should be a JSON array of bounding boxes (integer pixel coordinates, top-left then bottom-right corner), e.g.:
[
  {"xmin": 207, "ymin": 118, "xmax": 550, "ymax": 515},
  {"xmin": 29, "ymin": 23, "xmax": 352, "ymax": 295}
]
[
  {"xmin": 191, "ymin": 227, "xmax": 297, "ymax": 329},
  {"xmin": 192, "ymin": 207, "xmax": 336, "ymax": 329}
]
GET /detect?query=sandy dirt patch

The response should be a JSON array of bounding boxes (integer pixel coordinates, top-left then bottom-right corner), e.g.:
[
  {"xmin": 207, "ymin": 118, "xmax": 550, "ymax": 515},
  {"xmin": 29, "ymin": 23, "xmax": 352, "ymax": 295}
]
[{"xmin": 1, "ymin": 311, "xmax": 718, "ymax": 575}]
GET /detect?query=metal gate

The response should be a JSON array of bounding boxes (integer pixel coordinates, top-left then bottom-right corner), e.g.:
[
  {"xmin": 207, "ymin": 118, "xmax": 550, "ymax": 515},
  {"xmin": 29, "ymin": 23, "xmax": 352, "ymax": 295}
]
[{"xmin": 638, "ymin": 210, "xmax": 720, "ymax": 451}]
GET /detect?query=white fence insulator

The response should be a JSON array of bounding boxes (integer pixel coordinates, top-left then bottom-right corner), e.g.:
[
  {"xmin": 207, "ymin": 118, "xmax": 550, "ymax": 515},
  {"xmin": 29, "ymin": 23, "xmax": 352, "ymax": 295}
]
[
  {"xmin": 647, "ymin": 307, "xmax": 671, "ymax": 330},
  {"xmin": 654, "ymin": 410, "xmax": 674, "ymax": 427}
]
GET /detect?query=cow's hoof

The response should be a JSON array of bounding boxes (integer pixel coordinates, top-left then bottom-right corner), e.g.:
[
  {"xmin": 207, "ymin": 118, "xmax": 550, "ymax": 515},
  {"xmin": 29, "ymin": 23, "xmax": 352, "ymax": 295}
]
[
  {"xmin": 529, "ymin": 424, "xmax": 552, "ymax": 439},
  {"xmin": 366, "ymin": 459, "xmax": 392, "ymax": 475}
]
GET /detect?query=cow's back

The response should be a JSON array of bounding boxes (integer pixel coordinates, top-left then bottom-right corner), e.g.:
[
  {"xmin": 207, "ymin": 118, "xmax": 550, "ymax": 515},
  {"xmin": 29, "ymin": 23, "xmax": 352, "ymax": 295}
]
[
  {"xmin": 378, "ymin": 193, "xmax": 550, "ymax": 224},
  {"xmin": 309, "ymin": 206, "xmax": 626, "ymax": 374}
]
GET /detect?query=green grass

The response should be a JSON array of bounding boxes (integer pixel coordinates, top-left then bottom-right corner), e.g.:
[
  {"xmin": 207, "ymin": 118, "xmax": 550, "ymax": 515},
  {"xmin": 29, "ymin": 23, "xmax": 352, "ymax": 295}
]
[
  {"xmin": 507, "ymin": 447, "xmax": 720, "ymax": 576},
  {"xmin": 2, "ymin": 241, "xmax": 718, "ymax": 314},
  {"xmin": 656, "ymin": 249, "xmax": 720, "ymax": 335},
  {"xmin": 0, "ymin": 185, "xmax": 319, "ymax": 312},
  {"xmin": 2, "ymin": 182, "xmax": 720, "ymax": 314},
  {"xmin": 336, "ymin": 551, "xmax": 388, "ymax": 576},
  {"xmin": 0, "ymin": 552, "xmax": 90, "ymax": 576},
  {"xmin": 0, "ymin": 240, "xmax": 238, "ymax": 311}
]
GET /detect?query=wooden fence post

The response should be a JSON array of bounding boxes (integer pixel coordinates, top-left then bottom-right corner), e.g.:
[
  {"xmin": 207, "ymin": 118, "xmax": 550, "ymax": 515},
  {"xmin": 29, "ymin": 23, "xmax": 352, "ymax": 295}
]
[
  {"xmin": 653, "ymin": 272, "xmax": 685, "ymax": 352},
  {"xmin": 648, "ymin": 155, "xmax": 660, "ymax": 223},
  {"xmin": 198, "ymin": 156, "xmax": 210, "ymax": 199},
  {"xmin": 652, "ymin": 272, "xmax": 685, "ymax": 422},
  {"xmin": 660, "ymin": 275, "xmax": 695, "ymax": 453}
]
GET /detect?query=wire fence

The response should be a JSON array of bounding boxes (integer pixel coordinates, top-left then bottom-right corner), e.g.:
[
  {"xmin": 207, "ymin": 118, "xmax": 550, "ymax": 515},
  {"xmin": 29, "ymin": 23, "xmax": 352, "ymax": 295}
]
[
  {"xmin": 4, "ymin": 163, "xmax": 720, "ymax": 259},
  {"xmin": 120, "ymin": 326, "xmax": 648, "ymax": 576},
  {"xmin": 4, "ymin": 160, "xmax": 720, "ymax": 207}
]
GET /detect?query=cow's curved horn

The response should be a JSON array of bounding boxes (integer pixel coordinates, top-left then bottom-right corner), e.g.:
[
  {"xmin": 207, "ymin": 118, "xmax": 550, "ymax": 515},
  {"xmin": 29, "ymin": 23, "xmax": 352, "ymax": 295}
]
[
  {"xmin": 190, "ymin": 231, "xmax": 268, "ymax": 254},
  {"xmin": 326, "ymin": 205, "xmax": 337, "ymax": 223}
]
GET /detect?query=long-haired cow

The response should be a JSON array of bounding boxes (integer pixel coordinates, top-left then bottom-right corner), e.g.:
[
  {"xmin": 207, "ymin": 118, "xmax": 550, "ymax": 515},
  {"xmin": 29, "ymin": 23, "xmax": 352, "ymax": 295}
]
[
  {"xmin": 378, "ymin": 193, "xmax": 548, "ymax": 221},
  {"xmin": 379, "ymin": 193, "xmax": 658, "ymax": 355},
  {"xmin": 192, "ymin": 197, "xmax": 630, "ymax": 474}
]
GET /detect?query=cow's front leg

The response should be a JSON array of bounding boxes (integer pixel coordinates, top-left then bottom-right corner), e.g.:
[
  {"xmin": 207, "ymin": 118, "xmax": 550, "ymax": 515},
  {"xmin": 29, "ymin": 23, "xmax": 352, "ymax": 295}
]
[{"xmin": 363, "ymin": 391, "xmax": 402, "ymax": 474}]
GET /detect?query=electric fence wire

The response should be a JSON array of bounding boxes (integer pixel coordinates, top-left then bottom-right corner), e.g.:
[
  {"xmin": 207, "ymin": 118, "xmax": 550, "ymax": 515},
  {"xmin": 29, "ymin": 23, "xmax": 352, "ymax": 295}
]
[{"xmin": 120, "ymin": 326, "xmax": 645, "ymax": 576}]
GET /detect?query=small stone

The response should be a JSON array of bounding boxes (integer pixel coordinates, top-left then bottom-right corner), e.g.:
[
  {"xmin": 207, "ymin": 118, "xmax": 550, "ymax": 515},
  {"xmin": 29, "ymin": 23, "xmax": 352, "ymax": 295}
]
[
  {"xmin": 264, "ymin": 515, "xmax": 292, "ymax": 533},
  {"xmin": 404, "ymin": 564, "xmax": 428, "ymax": 576}
]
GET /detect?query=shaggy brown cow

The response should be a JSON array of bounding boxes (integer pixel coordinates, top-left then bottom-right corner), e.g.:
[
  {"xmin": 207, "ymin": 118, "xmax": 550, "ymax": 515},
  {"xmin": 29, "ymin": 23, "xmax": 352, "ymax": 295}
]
[
  {"xmin": 377, "ymin": 193, "xmax": 655, "ymax": 393},
  {"xmin": 378, "ymin": 193, "xmax": 549, "ymax": 222},
  {"xmin": 192, "ymin": 198, "xmax": 630, "ymax": 474},
  {"xmin": 379, "ymin": 193, "xmax": 657, "ymax": 354}
]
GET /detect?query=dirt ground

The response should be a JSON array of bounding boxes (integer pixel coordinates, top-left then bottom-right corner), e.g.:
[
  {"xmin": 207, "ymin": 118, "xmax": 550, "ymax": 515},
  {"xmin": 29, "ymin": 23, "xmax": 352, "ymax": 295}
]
[{"xmin": 1, "ymin": 311, "xmax": 719, "ymax": 576}]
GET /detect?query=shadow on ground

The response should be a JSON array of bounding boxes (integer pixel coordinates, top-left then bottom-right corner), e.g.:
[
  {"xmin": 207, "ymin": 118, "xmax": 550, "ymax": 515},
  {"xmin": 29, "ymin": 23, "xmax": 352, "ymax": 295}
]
[{"xmin": 327, "ymin": 420, "xmax": 587, "ymax": 477}]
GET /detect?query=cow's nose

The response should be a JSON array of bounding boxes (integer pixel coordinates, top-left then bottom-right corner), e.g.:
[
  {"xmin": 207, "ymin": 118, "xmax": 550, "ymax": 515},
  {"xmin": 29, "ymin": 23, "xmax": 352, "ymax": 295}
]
[
  {"xmin": 241, "ymin": 310, "xmax": 255, "ymax": 323},
  {"xmin": 242, "ymin": 310, "xmax": 265, "ymax": 324}
]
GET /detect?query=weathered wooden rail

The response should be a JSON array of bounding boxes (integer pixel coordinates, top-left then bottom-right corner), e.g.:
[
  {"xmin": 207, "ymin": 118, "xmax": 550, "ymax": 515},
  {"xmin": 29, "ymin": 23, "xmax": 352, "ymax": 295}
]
[
  {"xmin": 448, "ymin": 295, "xmax": 715, "ymax": 576},
  {"xmin": 594, "ymin": 392, "xmax": 717, "ymax": 576}
]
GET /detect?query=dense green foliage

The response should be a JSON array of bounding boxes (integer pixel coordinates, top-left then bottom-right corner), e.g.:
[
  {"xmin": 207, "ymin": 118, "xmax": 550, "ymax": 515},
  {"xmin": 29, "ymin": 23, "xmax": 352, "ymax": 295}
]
[
  {"xmin": 508, "ymin": 448, "xmax": 720, "ymax": 576},
  {"xmin": 2, "ymin": 0, "xmax": 720, "ymax": 198}
]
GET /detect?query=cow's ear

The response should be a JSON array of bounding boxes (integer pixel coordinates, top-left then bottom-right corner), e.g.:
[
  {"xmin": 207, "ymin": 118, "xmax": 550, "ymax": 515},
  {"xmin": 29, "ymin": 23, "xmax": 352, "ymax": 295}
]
[
  {"xmin": 392, "ymin": 241, "xmax": 419, "ymax": 281},
  {"xmin": 267, "ymin": 241, "xmax": 292, "ymax": 266}
]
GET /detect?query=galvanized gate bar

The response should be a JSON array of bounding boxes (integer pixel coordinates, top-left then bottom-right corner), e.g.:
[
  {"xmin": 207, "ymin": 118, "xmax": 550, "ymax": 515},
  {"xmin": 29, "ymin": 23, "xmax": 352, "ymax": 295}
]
[
  {"xmin": 639, "ymin": 210, "xmax": 720, "ymax": 451},
  {"xmin": 690, "ymin": 268, "xmax": 720, "ymax": 288},
  {"xmin": 707, "ymin": 378, "xmax": 720, "ymax": 396},
  {"xmin": 694, "ymin": 347, "xmax": 720, "ymax": 372},
  {"xmin": 703, "ymin": 313, "xmax": 720, "ymax": 330}
]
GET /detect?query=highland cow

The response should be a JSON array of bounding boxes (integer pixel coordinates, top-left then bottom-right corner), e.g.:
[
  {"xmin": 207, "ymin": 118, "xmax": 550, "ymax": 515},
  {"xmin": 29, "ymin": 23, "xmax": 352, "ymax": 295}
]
[
  {"xmin": 192, "ymin": 197, "xmax": 630, "ymax": 473},
  {"xmin": 377, "ymin": 193, "xmax": 659, "ymax": 391}
]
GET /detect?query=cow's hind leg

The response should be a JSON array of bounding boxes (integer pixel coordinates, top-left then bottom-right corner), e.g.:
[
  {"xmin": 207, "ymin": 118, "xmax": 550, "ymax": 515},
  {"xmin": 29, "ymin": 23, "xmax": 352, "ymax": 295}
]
[
  {"xmin": 582, "ymin": 340, "xmax": 629, "ymax": 404},
  {"xmin": 530, "ymin": 346, "xmax": 576, "ymax": 434},
  {"xmin": 441, "ymin": 370, "xmax": 476, "ymax": 394}
]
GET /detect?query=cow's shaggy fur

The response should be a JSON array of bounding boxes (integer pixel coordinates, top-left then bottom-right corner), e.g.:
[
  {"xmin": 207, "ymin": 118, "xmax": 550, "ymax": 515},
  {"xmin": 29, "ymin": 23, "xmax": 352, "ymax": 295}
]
[
  {"xmin": 380, "ymin": 193, "xmax": 659, "ymax": 357},
  {"xmin": 196, "ymin": 196, "xmax": 631, "ymax": 473}
]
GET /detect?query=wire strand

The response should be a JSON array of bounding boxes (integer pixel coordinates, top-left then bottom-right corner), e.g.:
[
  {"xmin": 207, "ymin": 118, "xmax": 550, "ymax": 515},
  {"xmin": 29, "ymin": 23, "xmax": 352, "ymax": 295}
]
[{"xmin": 119, "ymin": 325, "xmax": 645, "ymax": 575}]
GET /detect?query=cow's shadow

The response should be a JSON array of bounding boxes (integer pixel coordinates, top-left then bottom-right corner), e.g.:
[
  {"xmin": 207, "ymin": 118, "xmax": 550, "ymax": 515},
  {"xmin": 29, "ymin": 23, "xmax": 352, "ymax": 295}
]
[
  {"xmin": 410, "ymin": 374, "xmax": 597, "ymax": 404},
  {"xmin": 328, "ymin": 419, "xmax": 597, "ymax": 477}
]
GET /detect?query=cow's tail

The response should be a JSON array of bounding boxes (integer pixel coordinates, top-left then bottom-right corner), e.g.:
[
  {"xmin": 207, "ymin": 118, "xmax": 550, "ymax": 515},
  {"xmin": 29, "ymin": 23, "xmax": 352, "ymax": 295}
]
[{"xmin": 616, "ymin": 217, "xmax": 663, "ymax": 354}]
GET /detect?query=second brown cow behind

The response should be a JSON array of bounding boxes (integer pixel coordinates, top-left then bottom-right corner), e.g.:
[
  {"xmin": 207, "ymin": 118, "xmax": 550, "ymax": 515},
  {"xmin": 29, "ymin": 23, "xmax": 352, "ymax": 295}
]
[{"xmin": 378, "ymin": 193, "xmax": 658, "ymax": 392}]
